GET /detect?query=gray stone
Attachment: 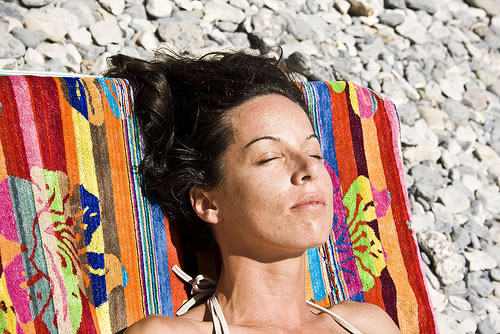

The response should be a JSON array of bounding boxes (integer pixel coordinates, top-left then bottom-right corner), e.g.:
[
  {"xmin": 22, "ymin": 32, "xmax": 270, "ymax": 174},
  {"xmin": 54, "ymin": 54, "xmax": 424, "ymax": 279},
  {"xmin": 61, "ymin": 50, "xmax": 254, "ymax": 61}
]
[
  {"xmin": 20, "ymin": 0, "xmax": 52, "ymax": 7},
  {"xmin": 145, "ymin": 0, "xmax": 172, "ymax": 18},
  {"xmin": 418, "ymin": 230, "xmax": 466, "ymax": 285},
  {"xmin": 449, "ymin": 295, "xmax": 472, "ymax": 311},
  {"xmin": 89, "ymin": 20, "xmax": 122, "ymax": 46},
  {"xmin": 124, "ymin": 3, "xmax": 148, "ymax": 19},
  {"xmin": 478, "ymin": 319, "xmax": 497, "ymax": 334},
  {"xmin": 0, "ymin": 30, "xmax": 26, "ymax": 58},
  {"xmin": 447, "ymin": 41, "xmax": 469, "ymax": 58},
  {"xmin": 465, "ymin": 0, "xmax": 500, "ymax": 16},
  {"xmin": 485, "ymin": 32, "xmax": 500, "ymax": 50},
  {"xmin": 439, "ymin": 100, "xmax": 471, "ymax": 124},
  {"xmin": 0, "ymin": 2, "xmax": 27, "ymax": 21},
  {"xmin": 405, "ymin": 0, "xmax": 437, "ymax": 14},
  {"xmin": 452, "ymin": 226, "xmax": 471, "ymax": 250},
  {"xmin": 157, "ymin": 21, "xmax": 204, "ymax": 52},
  {"xmin": 384, "ymin": 0, "xmax": 405, "ymax": 9},
  {"xmin": 378, "ymin": 12, "xmax": 404, "ymax": 27},
  {"xmin": 436, "ymin": 186, "xmax": 471, "ymax": 214},
  {"xmin": 10, "ymin": 27, "xmax": 46, "ymax": 49},
  {"xmin": 44, "ymin": 58, "xmax": 66, "ymax": 72},
  {"xmin": 62, "ymin": 0, "xmax": 96, "ymax": 27},
  {"xmin": 491, "ymin": 268, "xmax": 500, "ymax": 282}
]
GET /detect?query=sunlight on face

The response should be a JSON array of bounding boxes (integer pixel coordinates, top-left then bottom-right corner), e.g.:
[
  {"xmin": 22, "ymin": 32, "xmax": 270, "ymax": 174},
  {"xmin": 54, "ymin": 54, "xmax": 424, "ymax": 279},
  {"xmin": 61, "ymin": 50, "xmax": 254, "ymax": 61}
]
[{"xmin": 212, "ymin": 94, "xmax": 334, "ymax": 259}]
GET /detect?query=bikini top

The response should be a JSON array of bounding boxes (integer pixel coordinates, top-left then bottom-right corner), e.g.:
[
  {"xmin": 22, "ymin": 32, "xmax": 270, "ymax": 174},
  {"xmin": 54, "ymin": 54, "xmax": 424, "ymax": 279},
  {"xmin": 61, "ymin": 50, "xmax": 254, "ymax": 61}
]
[{"xmin": 172, "ymin": 265, "xmax": 363, "ymax": 334}]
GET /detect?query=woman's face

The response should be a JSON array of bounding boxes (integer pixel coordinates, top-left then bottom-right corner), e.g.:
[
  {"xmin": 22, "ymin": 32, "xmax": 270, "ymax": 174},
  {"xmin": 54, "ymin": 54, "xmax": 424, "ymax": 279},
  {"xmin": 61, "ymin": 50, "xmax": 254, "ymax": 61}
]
[{"xmin": 210, "ymin": 94, "xmax": 333, "ymax": 259}]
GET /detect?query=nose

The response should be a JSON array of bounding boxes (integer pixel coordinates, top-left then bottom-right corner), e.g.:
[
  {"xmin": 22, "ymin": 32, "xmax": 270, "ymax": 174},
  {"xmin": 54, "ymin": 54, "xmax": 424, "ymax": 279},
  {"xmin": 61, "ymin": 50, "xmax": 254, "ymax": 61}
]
[{"xmin": 290, "ymin": 153, "xmax": 320, "ymax": 185}]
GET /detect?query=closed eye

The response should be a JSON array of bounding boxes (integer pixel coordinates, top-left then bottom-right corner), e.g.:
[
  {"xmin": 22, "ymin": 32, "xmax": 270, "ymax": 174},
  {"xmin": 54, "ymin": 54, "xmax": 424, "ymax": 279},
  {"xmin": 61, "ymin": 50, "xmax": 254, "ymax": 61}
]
[
  {"xmin": 258, "ymin": 157, "xmax": 280, "ymax": 164},
  {"xmin": 310, "ymin": 154, "xmax": 324, "ymax": 160}
]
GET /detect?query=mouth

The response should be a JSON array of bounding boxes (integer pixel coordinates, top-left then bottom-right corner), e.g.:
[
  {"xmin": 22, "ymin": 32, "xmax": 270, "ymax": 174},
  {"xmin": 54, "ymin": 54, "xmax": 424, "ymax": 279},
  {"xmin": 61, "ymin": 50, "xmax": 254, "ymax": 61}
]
[{"xmin": 290, "ymin": 193, "xmax": 326, "ymax": 210}]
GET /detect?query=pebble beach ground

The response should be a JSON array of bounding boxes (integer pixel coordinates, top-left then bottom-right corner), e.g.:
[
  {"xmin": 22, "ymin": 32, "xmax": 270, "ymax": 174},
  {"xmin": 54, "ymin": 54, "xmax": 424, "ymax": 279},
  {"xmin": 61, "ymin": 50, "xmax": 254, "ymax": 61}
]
[{"xmin": 1, "ymin": 0, "xmax": 500, "ymax": 333}]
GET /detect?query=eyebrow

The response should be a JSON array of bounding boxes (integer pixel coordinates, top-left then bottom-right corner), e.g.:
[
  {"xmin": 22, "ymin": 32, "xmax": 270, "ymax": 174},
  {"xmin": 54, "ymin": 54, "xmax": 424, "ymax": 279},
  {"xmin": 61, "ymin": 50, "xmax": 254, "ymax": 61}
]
[{"xmin": 242, "ymin": 134, "xmax": 318, "ymax": 151}]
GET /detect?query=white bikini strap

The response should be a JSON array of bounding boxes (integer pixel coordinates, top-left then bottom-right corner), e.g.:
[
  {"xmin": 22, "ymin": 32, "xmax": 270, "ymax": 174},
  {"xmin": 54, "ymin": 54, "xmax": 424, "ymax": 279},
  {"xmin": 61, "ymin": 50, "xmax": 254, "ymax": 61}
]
[
  {"xmin": 171, "ymin": 265, "xmax": 217, "ymax": 316},
  {"xmin": 207, "ymin": 295, "xmax": 231, "ymax": 334},
  {"xmin": 306, "ymin": 300, "xmax": 363, "ymax": 334}
]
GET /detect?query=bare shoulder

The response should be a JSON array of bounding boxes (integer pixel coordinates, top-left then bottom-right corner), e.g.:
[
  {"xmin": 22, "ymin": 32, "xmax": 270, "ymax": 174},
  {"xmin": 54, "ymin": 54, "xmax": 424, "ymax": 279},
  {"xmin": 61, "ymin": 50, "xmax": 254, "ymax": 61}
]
[
  {"xmin": 123, "ymin": 314, "xmax": 203, "ymax": 334},
  {"xmin": 329, "ymin": 301, "xmax": 401, "ymax": 334}
]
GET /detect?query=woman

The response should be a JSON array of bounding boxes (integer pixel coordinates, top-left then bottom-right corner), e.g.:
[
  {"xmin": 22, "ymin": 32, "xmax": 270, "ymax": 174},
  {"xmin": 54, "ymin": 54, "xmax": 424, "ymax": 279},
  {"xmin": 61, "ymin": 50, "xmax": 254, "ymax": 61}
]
[{"xmin": 106, "ymin": 50, "xmax": 401, "ymax": 334}]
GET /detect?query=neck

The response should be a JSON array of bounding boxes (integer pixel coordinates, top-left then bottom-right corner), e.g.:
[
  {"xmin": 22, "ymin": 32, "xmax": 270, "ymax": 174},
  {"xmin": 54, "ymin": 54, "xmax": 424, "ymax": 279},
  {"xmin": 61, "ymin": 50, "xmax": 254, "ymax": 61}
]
[{"xmin": 214, "ymin": 251, "xmax": 310, "ymax": 329}]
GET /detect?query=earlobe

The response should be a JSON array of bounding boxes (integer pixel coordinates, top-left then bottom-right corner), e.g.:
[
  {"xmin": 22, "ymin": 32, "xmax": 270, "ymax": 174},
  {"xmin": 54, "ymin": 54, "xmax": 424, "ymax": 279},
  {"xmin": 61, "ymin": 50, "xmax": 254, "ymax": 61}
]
[{"xmin": 189, "ymin": 187, "xmax": 220, "ymax": 224}]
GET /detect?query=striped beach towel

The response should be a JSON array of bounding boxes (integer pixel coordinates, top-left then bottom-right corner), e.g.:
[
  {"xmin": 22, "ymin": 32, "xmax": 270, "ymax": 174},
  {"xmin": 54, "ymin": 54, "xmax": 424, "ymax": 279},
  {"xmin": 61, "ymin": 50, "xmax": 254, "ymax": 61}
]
[{"xmin": 0, "ymin": 75, "xmax": 436, "ymax": 333}]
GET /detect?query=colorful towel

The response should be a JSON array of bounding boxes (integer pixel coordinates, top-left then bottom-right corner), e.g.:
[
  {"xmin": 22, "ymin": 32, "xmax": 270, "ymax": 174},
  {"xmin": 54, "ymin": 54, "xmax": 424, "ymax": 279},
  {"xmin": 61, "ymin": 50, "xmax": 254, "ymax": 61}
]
[{"xmin": 0, "ymin": 76, "xmax": 436, "ymax": 333}]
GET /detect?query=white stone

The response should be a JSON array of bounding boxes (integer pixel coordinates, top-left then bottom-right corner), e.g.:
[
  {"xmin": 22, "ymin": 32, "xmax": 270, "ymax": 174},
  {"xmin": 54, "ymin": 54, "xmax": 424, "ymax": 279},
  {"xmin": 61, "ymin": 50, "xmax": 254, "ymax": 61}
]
[
  {"xmin": 456, "ymin": 317, "xmax": 477, "ymax": 334},
  {"xmin": 138, "ymin": 31, "xmax": 159, "ymax": 52},
  {"xmin": 131, "ymin": 18, "xmax": 157, "ymax": 33},
  {"xmin": 98, "ymin": 0, "xmax": 125, "ymax": 15},
  {"xmin": 395, "ymin": 15, "xmax": 427, "ymax": 44},
  {"xmin": 0, "ymin": 58, "xmax": 19, "ymax": 71},
  {"xmin": 418, "ymin": 230, "xmax": 466, "ymax": 285},
  {"xmin": 173, "ymin": 0, "xmax": 203, "ymax": 11},
  {"xmin": 435, "ymin": 186, "xmax": 470, "ymax": 214},
  {"xmin": 439, "ymin": 76, "xmax": 466, "ymax": 101},
  {"xmin": 36, "ymin": 42, "xmax": 66, "ymax": 61},
  {"xmin": 45, "ymin": 8, "xmax": 79, "ymax": 33},
  {"xmin": 91, "ymin": 52, "xmax": 112, "ymax": 75},
  {"xmin": 401, "ymin": 119, "xmax": 439, "ymax": 147},
  {"xmin": 203, "ymin": 2, "xmax": 245, "ymax": 24},
  {"xmin": 428, "ymin": 285, "xmax": 447, "ymax": 312},
  {"xmin": 475, "ymin": 145, "xmax": 500, "ymax": 164},
  {"xmin": 146, "ymin": 0, "xmax": 173, "ymax": 18},
  {"xmin": 89, "ymin": 20, "xmax": 122, "ymax": 46},
  {"xmin": 64, "ymin": 44, "xmax": 82, "ymax": 72},
  {"xmin": 456, "ymin": 124, "xmax": 477, "ymax": 143},
  {"xmin": 68, "ymin": 27, "xmax": 92, "ymax": 46},
  {"xmin": 403, "ymin": 145, "xmax": 441, "ymax": 167},
  {"xmin": 491, "ymin": 312, "xmax": 500, "ymax": 333},
  {"xmin": 461, "ymin": 174, "xmax": 482, "ymax": 193},
  {"xmin": 229, "ymin": 0, "xmax": 250, "ymax": 9},
  {"xmin": 464, "ymin": 250, "xmax": 498, "ymax": 271},
  {"xmin": 495, "ymin": 282, "xmax": 500, "ymax": 298},
  {"xmin": 24, "ymin": 47, "xmax": 44, "ymax": 66},
  {"xmin": 24, "ymin": 10, "xmax": 66, "ymax": 42},
  {"xmin": 418, "ymin": 106, "xmax": 446, "ymax": 131}
]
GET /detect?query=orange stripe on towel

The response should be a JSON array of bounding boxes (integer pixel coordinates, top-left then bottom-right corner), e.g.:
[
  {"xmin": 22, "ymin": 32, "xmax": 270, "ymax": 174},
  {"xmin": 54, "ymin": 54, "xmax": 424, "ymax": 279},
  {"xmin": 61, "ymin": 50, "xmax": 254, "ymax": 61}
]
[
  {"xmin": 101, "ymin": 79, "xmax": 145, "ymax": 325},
  {"xmin": 361, "ymin": 113, "xmax": 419, "ymax": 333}
]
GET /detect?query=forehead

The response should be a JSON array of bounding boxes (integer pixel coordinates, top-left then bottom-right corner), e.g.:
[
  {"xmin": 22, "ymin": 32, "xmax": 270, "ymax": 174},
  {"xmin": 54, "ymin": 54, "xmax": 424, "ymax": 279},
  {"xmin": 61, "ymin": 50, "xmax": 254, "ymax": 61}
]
[{"xmin": 229, "ymin": 94, "xmax": 313, "ymax": 142}]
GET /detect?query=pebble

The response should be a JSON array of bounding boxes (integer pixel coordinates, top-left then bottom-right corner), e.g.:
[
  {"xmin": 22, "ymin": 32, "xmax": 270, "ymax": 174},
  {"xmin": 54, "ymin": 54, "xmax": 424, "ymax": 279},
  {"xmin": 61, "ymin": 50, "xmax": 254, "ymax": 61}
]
[
  {"xmin": 145, "ymin": 0, "xmax": 173, "ymax": 18},
  {"xmin": 1, "ymin": 1, "xmax": 500, "ymax": 333},
  {"xmin": 0, "ymin": 30, "xmax": 26, "ymax": 58},
  {"xmin": 465, "ymin": 250, "xmax": 498, "ymax": 272},
  {"xmin": 89, "ymin": 20, "xmax": 122, "ymax": 46},
  {"xmin": 24, "ymin": 10, "xmax": 66, "ymax": 42}
]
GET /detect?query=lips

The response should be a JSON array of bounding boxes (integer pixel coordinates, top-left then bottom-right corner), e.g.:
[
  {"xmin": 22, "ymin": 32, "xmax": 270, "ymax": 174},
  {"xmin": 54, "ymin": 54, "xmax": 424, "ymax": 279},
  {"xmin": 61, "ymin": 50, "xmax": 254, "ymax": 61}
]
[{"xmin": 290, "ymin": 193, "xmax": 326, "ymax": 210}]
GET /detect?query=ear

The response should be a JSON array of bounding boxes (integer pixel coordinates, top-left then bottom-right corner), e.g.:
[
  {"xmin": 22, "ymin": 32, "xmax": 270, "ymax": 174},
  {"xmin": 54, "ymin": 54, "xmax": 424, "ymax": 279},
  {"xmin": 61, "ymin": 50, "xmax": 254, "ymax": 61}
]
[{"xmin": 189, "ymin": 187, "xmax": 221, "ymax": 225}]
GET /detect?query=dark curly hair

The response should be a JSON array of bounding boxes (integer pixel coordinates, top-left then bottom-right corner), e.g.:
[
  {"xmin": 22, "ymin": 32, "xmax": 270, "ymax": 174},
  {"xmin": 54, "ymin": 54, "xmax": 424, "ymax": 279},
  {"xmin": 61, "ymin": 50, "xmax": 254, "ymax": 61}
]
[{"xmin": 105, "ymin": 50, "xmax": 307, "ymax": 254}]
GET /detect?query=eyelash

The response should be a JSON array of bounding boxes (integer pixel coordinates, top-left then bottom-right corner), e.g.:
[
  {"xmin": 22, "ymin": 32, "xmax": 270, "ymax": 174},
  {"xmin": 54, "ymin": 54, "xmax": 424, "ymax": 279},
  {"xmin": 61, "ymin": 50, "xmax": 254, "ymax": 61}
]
[{"xmin": 258, "ymin": 155, "xmax": 324, "ymax": 164}]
